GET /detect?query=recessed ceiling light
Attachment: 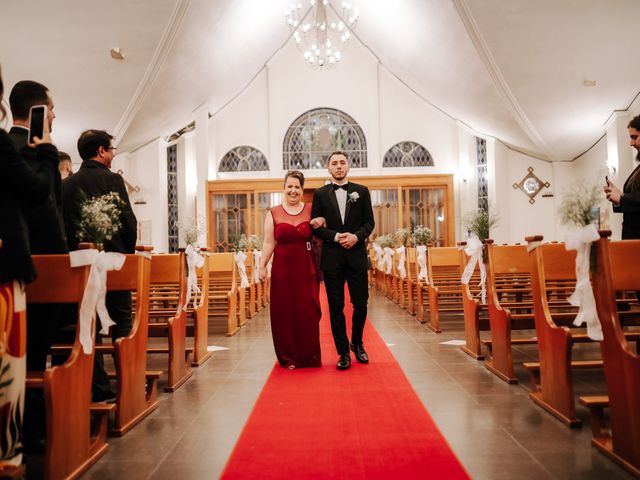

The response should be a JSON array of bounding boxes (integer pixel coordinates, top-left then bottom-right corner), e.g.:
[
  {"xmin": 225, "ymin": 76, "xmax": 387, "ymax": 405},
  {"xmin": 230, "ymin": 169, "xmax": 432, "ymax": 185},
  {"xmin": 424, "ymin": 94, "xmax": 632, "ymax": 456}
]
[{"xmin": 110, "ymin": 48, "xmax": 125, "ymax": 60}]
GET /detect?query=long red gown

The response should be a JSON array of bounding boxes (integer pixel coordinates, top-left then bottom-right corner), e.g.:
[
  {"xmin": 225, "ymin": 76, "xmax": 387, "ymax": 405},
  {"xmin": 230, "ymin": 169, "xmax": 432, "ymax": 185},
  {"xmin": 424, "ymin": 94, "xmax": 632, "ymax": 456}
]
[{"xmin": 269, "ymin": 204, "xmax": 321, "ymax": 368}]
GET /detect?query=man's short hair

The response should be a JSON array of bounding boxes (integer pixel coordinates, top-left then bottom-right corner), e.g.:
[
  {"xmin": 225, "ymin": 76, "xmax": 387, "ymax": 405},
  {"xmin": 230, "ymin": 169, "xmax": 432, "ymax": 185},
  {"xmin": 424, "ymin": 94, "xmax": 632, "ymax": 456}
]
[
  {"xmin": 58, "ymin": 151, "xmax": 71, "ymax": 162},
  {"xmin": 327, "ymin": 150, "xmax": 349, "ymax": 164},
  {"xmin": 77, "ymin": 130, "xmax": 114, "ymax": 161},
  {"xmin": 9, "ymin": 80, "xmax": 49, "ymax": 120}
]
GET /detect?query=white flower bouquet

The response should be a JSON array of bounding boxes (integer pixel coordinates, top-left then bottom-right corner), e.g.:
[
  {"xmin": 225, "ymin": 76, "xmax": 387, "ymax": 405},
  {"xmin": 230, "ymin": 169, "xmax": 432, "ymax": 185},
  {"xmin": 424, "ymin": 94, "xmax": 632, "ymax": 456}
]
[
  {"xmin": 348, "ymin": 191, "xmax": 360, "ymax": 203},
  {"xmin": 77, "ymin": 191, "xmax": 125, "ymax": 250},
  {"xmin": 410, "ymin": 225, "xmax": 432, "ymax": 246},
  {"xmin": 177, "ymin": 216, "xmax": 205, "ymax": 247}
]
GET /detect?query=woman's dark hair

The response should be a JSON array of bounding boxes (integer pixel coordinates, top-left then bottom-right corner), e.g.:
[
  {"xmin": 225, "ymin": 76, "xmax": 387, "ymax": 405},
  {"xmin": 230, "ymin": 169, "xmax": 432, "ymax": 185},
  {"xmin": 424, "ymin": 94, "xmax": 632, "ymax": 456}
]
[
  {"xmin": 628, "ymin": 115, "xmax": 640, "ymax": 131},
  {"xmin": 284, "ymin": 170, "xmax": 305, "ymax": 188},
  {"xmin": 0, "ymin": 65, "xmax": 5, "ymax": 121}
]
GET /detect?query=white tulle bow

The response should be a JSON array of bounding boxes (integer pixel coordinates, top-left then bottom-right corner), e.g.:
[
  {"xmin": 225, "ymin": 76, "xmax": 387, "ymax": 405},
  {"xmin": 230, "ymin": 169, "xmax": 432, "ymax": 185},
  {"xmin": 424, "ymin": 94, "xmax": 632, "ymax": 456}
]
[
  {"xmin": 234, "ymin": 251, "xmax": 250, "ymax": 288},
  {"xmin": 565, "ymin": 224, "xmax": 602, "ymax": 341},
  {"xmin": 252, "ymin": 250, "xmax": 262, "ymax": 283},
  {"xmin": 373, "ymin": 244, "xmax": 384, "ymax": 268},
  {"xmin": 460, "ymin": 235, "xmax": 486, "ymax": 304},
  {"xmin": 69, "ymin": 249, "xmax": 126, "ymax": 354},
  {"xmin": 382, "ymin": 247, "xmax": 395, "ymax": 274},
  {"xmin": 396, "ymin": 246, "xmax": 406, "ymax": 279},
  {"xmin": 184, "ymin": 244, "xmax": 204, "ymax": 311},
  {"xmin": 416, "ymin": 245, "xmax": 428, "ymax": 284}
]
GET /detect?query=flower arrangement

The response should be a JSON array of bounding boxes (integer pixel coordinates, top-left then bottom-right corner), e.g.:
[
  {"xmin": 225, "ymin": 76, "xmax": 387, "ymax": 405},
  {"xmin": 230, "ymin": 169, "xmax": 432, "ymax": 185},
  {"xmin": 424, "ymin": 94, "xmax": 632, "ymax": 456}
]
[
  {"xmin": 177, "ymin": 216, "xmax": 205, "ymax": 247},
  {"xmin": 77, "ymin": 191, "xmax": 125, "ymax": 250},
  {"xmin": 462, "ymin": 208, "xmax": 499, "ymax": 242},
  {"xmin": 348, "ymin": 191, "xmax": 360, "ymax": 203},
  {"xmin": 248, "ymin": 234, "xmax": 263, "ymax": 251},
  {"xmin": 232, "ymin": 234, "xmax": 250, "ymax": 252},
  {"xmin": 375, "ymin": 234, "xmax": 395, "ymax": 248},
  {"xmin": 558, "ymin": 183, "xmax": 601, "ymax": 227},
  {"xmin": 410, "ymin": 225, "xmax": 432, "ymax": 246},
  {"xmin": 394, "ymin": 228, "xmax": 410, "ymax": 247}
]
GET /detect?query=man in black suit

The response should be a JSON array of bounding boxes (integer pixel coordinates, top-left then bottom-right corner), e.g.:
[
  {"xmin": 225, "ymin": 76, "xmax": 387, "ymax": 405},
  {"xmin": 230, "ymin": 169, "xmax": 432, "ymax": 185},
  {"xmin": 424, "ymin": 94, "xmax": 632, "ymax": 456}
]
[
  {"xmin": 8, "ymin": 80, "xmax": 67, "ymax": 451},
  {"xmin": 62, "ymin": 129, "xmax": 137, "ymax": 402},
  {"xmin": 311, "ymin": 151, "xmax": 375, "ymax": 370}
]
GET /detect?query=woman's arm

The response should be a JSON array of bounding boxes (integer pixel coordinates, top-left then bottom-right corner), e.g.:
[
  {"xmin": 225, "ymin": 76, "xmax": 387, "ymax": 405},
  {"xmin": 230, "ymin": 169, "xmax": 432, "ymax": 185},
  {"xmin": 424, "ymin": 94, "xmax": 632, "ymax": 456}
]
[{"xmin": 259, "ymin": 211, "xmax": 276, "ymax": 281}]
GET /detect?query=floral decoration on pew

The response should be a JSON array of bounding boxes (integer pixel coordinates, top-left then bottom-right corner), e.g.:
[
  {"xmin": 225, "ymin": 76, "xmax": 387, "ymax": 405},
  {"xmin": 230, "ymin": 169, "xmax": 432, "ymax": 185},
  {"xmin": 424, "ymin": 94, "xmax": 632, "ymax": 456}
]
[
  {"xmin": 73, "ymin": 191, "xmax": 127, "ymax": 353},
  {"xmin": 558, "ymin": 182, "xmax": 603, "ymax": 340},
  {"xmin": 460, "ymin": 208, "xmax": 499, "ymax": 304},
  {"xmin": 410, "ymin": 225, "xmax": 432, "ymax": 283},
  {"xmin": 375, "ymin": 234, "xmax": 395, "ymax": 274},
  {"xmin": 232, "ymin": 234, "xmax": 251, "ymax": 288},
  {"xmin": 177, "ymin": 216, "xmax": 207, "ymax": 309},
  {"xmin": 249, "ymin": 235, "xmax": 264, "ymax": 282},
  {"xmin": 177, "ymin": 215, "xmax": 205, "ymax": 248}
]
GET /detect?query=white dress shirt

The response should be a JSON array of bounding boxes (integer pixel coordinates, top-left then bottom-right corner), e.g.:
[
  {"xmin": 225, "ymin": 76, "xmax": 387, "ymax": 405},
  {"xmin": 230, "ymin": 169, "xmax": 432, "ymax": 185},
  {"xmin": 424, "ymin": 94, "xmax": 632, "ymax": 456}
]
[{"xmin": 333, "ymin": 182, "xmax": 348, "ymax": 242}]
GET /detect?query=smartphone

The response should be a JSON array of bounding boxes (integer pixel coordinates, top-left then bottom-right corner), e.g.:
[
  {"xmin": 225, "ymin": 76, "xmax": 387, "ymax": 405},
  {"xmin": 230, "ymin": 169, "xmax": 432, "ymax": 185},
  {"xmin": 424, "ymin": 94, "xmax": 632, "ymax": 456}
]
[
  {"xmin": 605, "ymin": 175, "xmax": 609, "ymax": 186},
  {"xmin": 28, "ymin": 105, "xmax": 47, "ymax": 143}
]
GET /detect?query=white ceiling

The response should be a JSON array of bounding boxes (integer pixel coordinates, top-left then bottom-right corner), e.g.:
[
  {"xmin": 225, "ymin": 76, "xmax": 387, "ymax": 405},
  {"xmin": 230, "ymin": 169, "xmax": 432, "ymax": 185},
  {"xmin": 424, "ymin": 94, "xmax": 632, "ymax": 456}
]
[{"xmin": 1, "ymin": 0, "xmax": 637, "ymax": 162}]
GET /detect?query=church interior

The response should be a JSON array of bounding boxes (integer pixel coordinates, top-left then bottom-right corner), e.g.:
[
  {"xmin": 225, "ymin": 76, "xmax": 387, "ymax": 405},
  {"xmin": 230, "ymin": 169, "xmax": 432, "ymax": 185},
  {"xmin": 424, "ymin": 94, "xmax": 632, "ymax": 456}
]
[{"xmin": 1, "ymin": 1, "xmax": 640, "ymax": 479}]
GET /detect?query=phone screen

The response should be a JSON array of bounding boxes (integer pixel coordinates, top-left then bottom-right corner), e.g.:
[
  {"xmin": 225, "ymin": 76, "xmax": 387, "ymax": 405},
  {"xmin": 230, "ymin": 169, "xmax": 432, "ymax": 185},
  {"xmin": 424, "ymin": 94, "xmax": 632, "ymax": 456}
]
[{"xmin": 28, "ymin": 105, "xmax": 46, "ymax": 143}]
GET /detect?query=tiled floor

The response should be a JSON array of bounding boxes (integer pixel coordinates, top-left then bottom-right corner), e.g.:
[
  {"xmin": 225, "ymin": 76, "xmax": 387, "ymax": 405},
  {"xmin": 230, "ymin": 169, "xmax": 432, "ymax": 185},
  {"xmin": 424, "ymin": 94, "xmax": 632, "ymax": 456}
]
[{"xmin": 33, "ymin": 290, "xmax": 634, "ymax": 479}]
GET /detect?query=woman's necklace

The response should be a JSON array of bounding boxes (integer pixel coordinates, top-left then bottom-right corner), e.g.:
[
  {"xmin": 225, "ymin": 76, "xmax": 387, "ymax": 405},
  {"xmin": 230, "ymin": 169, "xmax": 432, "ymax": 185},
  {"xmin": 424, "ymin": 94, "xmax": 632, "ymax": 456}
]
[{"xmin": 282, "ymin": 202, "xmax": 304, "ymax": 215}]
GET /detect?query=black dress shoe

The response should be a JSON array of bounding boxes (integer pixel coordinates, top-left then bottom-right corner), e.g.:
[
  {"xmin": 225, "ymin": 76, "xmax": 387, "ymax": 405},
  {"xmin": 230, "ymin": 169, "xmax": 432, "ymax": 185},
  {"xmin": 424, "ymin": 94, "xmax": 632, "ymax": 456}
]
[
  {"xmin": 350, "ymin": 343, "xmax": 369, "ymax": 364},
  {"xmin": 336, "ymin": 354, "xmax": 351, "ymax": 370}
]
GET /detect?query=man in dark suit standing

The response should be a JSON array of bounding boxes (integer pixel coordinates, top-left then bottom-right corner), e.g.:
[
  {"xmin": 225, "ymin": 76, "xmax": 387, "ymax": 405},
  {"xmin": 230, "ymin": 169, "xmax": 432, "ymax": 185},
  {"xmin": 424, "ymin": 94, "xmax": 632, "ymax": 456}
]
[
  {"xmin": 8, "ymin": 81, "xmax": 67, "ymax": 452},
  {"xmin": 62, "ymin": 129, "xmax": 137, "ymax": 402},
  {"xmin": 311, "ymin": 151, "xmax": 375, "ymax": 370}
]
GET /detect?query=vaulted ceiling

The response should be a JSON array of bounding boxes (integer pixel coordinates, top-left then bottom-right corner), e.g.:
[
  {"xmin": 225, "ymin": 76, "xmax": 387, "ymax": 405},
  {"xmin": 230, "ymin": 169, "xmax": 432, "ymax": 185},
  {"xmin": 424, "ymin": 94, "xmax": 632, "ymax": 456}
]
[{"xmin": 1, "ymin": 0, "xmax": 637, "ymax": 162}]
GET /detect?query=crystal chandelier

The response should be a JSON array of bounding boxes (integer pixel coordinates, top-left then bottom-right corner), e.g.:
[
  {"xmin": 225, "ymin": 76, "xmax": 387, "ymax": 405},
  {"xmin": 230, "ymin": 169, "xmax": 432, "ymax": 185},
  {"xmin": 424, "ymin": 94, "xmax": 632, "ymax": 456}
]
[{"xmin": 285, "ymin": 0, "xmax": 360, "ymax": 68}]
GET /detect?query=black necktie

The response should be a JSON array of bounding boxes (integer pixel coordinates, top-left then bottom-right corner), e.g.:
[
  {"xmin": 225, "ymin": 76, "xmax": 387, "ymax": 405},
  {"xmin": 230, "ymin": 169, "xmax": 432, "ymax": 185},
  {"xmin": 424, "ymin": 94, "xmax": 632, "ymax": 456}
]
[{"xmin": 333, "ymin": 184, "xmax": 347, "ymax": 191}]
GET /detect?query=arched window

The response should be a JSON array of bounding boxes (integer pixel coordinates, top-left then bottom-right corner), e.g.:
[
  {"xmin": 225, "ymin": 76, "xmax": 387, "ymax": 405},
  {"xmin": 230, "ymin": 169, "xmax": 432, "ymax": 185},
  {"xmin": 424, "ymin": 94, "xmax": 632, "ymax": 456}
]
[
  {"xmin": 382, "ymin": 141, "xmax": 434, "ymax": 167},
  {"xmin": 219, "ymin": 146, "xmax": 269, "ymax": 172},
  {"xmin": 283, "ymin": 108, "xmax": 367, "ymax": 170}
]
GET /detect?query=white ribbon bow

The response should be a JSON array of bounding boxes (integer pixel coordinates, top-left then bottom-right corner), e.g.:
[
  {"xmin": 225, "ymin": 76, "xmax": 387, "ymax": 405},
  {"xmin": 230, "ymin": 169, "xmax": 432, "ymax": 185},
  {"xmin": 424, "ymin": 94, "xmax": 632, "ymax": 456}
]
[
  {"xmin": 382, "ymin": 247, "xmax": 395, "ymax": 274},
  {"xmin": 373, "ymin": 244, "xmax": 384, "ymax": 268},
  {"xmin": 565, "ymin": 224, "xmax": 602, "ymax": 341},
  {"xmin": 234, "ymin": 251, "xmax": 250, "ymax": 288},
  {"xmin": 69, "ymin": 249, "xmax": 126, "ymax": 354},
  {"xmin": 396, "ymin": 246, "xmax": 406, "ymax": 279},
  {"xmin": 416, "ymin": 245, "xmax": 428, "ymax": 284},
  {"xmin": 184, "ymin": 244, "xmax": 204, "ymax": 311},
  {"xmin": 460, "ymin": 235, "xmax": 487, "ymax": 304},
  {"xmin": 252, "ymin": 250, "xmax": 262, "ymax": 283}
]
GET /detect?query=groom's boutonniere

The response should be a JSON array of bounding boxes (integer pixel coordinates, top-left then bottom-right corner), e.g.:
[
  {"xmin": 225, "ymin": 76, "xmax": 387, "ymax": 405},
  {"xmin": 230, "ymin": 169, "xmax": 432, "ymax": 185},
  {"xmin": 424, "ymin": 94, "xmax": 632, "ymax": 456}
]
[{"xmin": 348, "ymin": 191, "xmax": 360, "ymax": 203}]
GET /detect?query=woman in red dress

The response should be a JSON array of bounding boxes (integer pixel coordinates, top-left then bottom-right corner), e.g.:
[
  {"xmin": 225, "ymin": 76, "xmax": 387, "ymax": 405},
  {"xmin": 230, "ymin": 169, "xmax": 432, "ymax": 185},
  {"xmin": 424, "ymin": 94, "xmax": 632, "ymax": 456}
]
[{"xmin": 259, "ymin": 171, "xmax": 322, "ymax": 369}]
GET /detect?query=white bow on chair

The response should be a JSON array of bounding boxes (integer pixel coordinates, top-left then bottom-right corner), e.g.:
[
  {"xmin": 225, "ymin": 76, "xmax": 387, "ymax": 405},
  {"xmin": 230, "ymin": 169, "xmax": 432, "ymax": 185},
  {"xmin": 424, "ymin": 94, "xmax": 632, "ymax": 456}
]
[
  {"xmin": 252, "ymin": 250, "xmax": 262, "ymax": 283},
  {"xmin": 382, "ymin": 247, "xmax": 394, "ymax": 275},
  {"xmin": 416, "ymin": 245, "xmax": 428, "ymax": 284},
  {"xmin": 460, "ymin": 235, "xmax": 486, "ymax": 305},
  {"xmin": 184, "ymin": 244, "xmax": 204, "ymax": 311},
  {"xmin": 69, "ymin": 249, "xmax": 126, "ymax": 354},
  {"xmin": 396, "ymin": 246, "xmax": 406, "ymax": 279},
  {"xmin": 234, "ymin": 251, "xmax": 250, "ymax": 288},
  {"xmin": 565, "ymin": 224, "xmax": 602, "ymax": 341}
]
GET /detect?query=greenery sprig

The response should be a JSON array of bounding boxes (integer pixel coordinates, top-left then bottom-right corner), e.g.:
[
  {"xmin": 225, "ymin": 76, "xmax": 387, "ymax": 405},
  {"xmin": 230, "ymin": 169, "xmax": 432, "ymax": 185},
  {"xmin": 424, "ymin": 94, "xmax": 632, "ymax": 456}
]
[
  {"xmin": 558, "ymin": 183, "xmax": 601, "ymax": 227},
  {"xmin": 462, "ymin": 208, "xmax": 499, "ymax": 242}
]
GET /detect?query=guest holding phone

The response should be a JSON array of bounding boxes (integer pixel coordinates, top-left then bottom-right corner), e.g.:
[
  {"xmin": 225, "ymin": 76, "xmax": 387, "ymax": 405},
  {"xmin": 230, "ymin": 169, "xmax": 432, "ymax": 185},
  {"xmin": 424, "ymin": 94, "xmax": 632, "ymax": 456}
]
[
  {"xmin": 604, "ymin": 114, "xmax": 640, "ymax": 240},
  {"xmin": 0, "ymin": 65, "xmax": 58, "ymax": 467}
]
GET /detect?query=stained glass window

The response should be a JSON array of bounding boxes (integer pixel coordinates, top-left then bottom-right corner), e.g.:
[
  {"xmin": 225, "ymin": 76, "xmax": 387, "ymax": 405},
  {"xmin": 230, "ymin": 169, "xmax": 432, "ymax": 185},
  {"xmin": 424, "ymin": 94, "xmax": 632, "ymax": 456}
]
[
  {"xmin": 167, "ymin": 144, "xmax": 178, "ymax": 253},
  {"xmin": 219, "ymin": 146, "xmax": 269, "ymax": 172},
  {"xmin": 283, "ymin": 108, "xmax": 367, "ymax": 169},
  {"xmin": 382, "ymin": 141, "xmax": 434, "ymax": 168},
  {"xmin": 476, "ymin": 137, "xmax": 488, "ymax": 211}
]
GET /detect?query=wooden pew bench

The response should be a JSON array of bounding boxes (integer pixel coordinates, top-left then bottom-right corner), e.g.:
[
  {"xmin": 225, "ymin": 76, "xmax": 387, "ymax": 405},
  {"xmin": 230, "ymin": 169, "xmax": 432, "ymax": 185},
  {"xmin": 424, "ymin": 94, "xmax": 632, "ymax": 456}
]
[
  {"xmin": 578, "ymin": 233, "xmax": 640, "ymax": 476},
  {"xmin": 425, "ymin": 246, "xmax": 463, "ymax": 333},
  {"xmin": 27, "ymin": 255, "xmax": 112, "ymax": 480},
  {"xmin": 208, "ymin": 253, "xmax": 240, "ymax": 336},
  {"xmin": 458, "ymin": 241, "xmax": 489, "ymax": 360},
  {"xmin": 146, "ymin": 251, "xmax": 192, "ymax": 392}
]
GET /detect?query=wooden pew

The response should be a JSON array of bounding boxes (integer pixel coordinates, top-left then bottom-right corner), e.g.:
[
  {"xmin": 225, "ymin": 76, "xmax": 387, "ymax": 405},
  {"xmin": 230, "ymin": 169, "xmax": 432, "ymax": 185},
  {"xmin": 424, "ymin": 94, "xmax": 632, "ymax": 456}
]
[
  {"xmin": 105, "ymin": 250, "xmax": 161, "ymax": 435},
  {"xmin": 405, "ymin": 247, "xmax": 418, "ymax": 316},
  {"xmin": 426, "ymin": 246, "xmax": 462, "ymax": 333},
  {"xmin": 483, "ymin": 242, "xmax": 536, "ymax": 382},
  {"xmin": 187, "ymin": 250, "xmax": 213, "ymax": 367},
  {"xmin": 458, "ymin": 241, "xmax": 488, "ymax": 360},
  {"xmin": 579, "ymin": 232, "xmax": 640, "ymax": 476},
  {"xmin": 26, "ymin": 255, "xmax": 113, "ymax": 480},
  {"xmin": 208, "ymin": 253, "xmax": 239, "ymax": 336},
  {"xmin": 147, "ymin": 251, "xmax": 192, "ymax": 392},
  {"xmin": 525, "ymin": 236, "xmax": 598, "ymax": 427}
]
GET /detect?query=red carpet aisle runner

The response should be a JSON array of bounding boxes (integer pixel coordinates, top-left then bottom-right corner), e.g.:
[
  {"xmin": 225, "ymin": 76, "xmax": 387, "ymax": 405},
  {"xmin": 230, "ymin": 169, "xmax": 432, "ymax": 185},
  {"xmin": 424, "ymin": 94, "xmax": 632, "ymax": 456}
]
[{"xmin": 221, "ymin": 286, "xmax": 470, "ymax": 479}]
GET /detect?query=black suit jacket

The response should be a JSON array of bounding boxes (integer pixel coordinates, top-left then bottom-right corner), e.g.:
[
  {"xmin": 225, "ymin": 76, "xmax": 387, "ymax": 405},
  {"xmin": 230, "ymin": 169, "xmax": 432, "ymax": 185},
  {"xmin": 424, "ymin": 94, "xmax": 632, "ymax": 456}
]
[
  {"xmin": 613, "ymin": 163, "xmax": 640, "ymax": 239},
  {"xmin": 8, "ymin": 127, "xmax": 68, "ymax": 256},
  {"xmin": 0, "ymin": 128, "xmax": 59, "ymax": 283},
  {"xmin": 62, "ymin": 160, "xmax": 137, "ymax": 253},
  {"xmin": 311, "ymin": 181, "xmax": 375, "ymax": 270}
]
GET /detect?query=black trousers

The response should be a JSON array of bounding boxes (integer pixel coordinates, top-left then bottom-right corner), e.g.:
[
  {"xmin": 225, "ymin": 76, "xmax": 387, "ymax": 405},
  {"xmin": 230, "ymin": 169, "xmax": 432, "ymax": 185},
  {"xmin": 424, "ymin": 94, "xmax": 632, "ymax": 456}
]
[
  {"xmin": 92, "ymin": 290, "xmax": 133, "ymax": 396},
  {"xmin": 323, "ymin": 265, "xmax": 369, "ymax": 355}
]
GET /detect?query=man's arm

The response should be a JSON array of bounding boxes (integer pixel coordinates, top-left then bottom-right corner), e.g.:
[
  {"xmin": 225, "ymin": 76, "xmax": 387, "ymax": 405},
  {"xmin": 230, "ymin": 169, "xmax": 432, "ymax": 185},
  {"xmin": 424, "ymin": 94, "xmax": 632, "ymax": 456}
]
[
  {"xmin": 311, "ymin": 188, "xmax": 339, "ymax": 242},
  {"xmin": 353, "ymin": 186, "xmax": 375, "ymax": 242},
  {"xmin": 114, "ymin": 176, "xmax": 138, "ymax": 252}
]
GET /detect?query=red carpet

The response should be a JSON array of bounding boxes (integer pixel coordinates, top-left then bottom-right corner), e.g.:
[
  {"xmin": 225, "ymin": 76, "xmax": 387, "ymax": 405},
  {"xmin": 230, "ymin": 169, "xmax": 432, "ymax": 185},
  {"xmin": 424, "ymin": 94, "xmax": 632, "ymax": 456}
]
[{"xmin": 221, "ymin": 286, "xmax": 470, "ymax": 479}]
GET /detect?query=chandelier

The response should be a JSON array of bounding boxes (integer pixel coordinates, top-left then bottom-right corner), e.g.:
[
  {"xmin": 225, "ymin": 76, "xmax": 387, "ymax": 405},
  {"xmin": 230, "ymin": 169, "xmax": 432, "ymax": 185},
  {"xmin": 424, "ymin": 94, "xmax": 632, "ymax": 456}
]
[{"xmin": 285, "ymin": 0, "xmax": 360, "ymax": 68}]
